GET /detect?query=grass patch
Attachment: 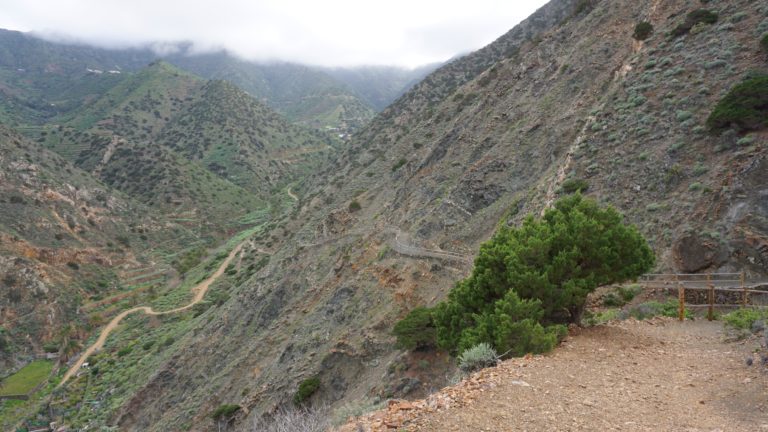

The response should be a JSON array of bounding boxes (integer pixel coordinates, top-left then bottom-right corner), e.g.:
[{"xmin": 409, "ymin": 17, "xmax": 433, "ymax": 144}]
[
  {"xmin": 0, "ymin": 360, "xmax": 53, "ymax": 396},
  {"xmin": 623, "ymin": 300, "xmax": 688, "ymax": 320}
]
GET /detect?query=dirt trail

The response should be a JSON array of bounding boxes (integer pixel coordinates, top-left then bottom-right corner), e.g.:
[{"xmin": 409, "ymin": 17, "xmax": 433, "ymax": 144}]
[
  {"xmin": 342, "ymin": 319, "xmax": 768, "ymax": 431},
  {"xmin": 59, "ymin": 242, "xmax": 244, "ymax": 386},
  {"xmin": 286, "ymin": 188, "xmax": 299, "ymax": 201}
]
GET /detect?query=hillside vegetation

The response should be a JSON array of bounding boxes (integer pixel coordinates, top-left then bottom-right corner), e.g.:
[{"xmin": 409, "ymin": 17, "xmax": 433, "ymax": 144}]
[
  {"xmin": 105, "ymin": 0, "xmax": 767, "ymax": 429},
  {"xmin": 3, "ymin": 0, "xmax": 768, "ymax": 430}
]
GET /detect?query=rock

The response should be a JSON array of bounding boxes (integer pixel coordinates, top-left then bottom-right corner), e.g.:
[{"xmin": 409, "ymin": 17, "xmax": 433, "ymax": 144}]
[
  {"xmin": 672, "ymin": 234, "xmax": 728, "ymax": 273},
  {"xmin": 751, "ymin": 319, "xmax": 765, "ymax": 334}
]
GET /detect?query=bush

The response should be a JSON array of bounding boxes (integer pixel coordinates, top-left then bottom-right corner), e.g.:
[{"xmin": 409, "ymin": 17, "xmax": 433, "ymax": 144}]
[
  {"xmin": 117, "ymin": 347, "xmax": 132, "ymax": 357},
  {"xmin": 602, "ymin": 292, "xmax": 624, "ymax": 307},
  {"xmin": 142, "ymin": 341, "xmax": 155, "ymax": 350},
  {"xmin": 391, "ymin": 158, "xmax": 407, "ymax": 172},
  {"xmin": 348, "ymin": 200, "xmax": 361, "ymax": 212},
  {"xmin": 432, "ymin": 195, "xmax": 652, "ymax": 355},
  {"xmin": 617, "ymin": 284, "xmax": 642, "ymax": 303},
  {"xmin": 706, "ymin": 75, "xmax": 768, "ymax": 134},
  {"xmin": 633, "ymin": 21, "xmax": 654, "ymax": 40},
  {"xmin": 393, "ymin": 307, "xmax": 437, "ymax": 350},
  {"xmin": 444, "ymin": 289, "xmax": 565, "ymax": 356},
  {"xmin": 722, "ymin": 308, "xmax": 768, "ymax": 330},
  {"xmin": 560, "ymin": 178, "xmax": 589, "ymax": 194},
  {"xmin": 293, "ymin": 377, "xmax": 321, "ymax": 405},
  {"xmin": 671, "ymin": 9, "xmax": 718, "ymax": 37},
  {"xmin": 458, "ymin": 343, "xmax": 499, "ymax": 373},
  {"xmin": 762, "ymin": 34, "xmax": 768, "ymax": 54},
  {"xmin": 210, "ymin": 404, "xmax": 240, "ymax": 420}
]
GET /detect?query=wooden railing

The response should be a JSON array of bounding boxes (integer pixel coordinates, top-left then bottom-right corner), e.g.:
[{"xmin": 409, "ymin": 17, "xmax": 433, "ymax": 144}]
[{"xmin": 639, "ymin": 273, "xmax": 768, "ymax": 321}]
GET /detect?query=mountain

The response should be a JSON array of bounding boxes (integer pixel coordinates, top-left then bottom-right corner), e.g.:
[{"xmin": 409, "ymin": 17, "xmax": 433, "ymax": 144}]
[
  {"xmin": 166, "ymin": 53, "xmax": 377, "ymax": 132},
  {"xmin": 16, "ymin": 61, "xmax": 336, "ymax": 232},
  {"xmin": 0, "ymin": 29, "xmax": 375, "ymax": 132},
  {"xmin": 9, "ymin": 0, "xmax": 768, "ymax": 430},
  {"xmin": 68, "ymin": 0, "xmax": 765, "ymax": 430},
  {"xmin": 0, "ymin": 124, "xmax": 201, "ymax": 375},
  {"xmin": 323, "ymin": 63, "xmax": 442, "ymax": 111}
]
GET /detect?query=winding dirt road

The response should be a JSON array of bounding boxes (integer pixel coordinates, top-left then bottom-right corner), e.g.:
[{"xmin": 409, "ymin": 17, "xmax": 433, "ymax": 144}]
[
  {"xmin": 286, "ymin": 187, "xmax": 298, "ymax": 201},
  {"xmin": 59, "ymin": 242, "xmax": 244, "ymax": 386}
]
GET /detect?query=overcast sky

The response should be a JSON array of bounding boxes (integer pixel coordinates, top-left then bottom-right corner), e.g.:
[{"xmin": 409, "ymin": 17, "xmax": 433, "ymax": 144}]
[{"xmin": 0, "ymin": 0, "xmax": 548, "ymax": 68}]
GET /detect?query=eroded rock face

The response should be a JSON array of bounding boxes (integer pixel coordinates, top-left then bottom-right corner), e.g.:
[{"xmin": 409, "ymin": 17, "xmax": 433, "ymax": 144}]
[{"xmin": 673, "ymin": 234, "xmax": 728, "ymax": 273}]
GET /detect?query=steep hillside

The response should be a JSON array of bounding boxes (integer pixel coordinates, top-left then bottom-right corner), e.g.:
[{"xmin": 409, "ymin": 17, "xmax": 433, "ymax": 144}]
[
  {"xmin": 29, "ymin": 62, "xmax": 334, "ymax": 231},
  {"xmin": 157, "ymin": 79, "xmax": 335, "ymax": 191},
  {"xmin": 168, "ymin": 53, "xmax": 376, "ymax": 131},
  {"xmin": 48, "ymin": 0, "xmax": 768, "ymax": 430},
  {"xmin": 0, "ymin": 125, "xmax": 199, "ymax": 375}
]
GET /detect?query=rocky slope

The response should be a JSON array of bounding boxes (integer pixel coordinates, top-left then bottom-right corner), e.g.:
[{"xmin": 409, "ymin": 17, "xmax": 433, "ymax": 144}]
[
  {"xmin": 51, "ymin": 0, "xmax": 768, "ymax": 429},
  {"xmin": 0, "ymin": 125, "xmax": 197, "ymax": 374}
]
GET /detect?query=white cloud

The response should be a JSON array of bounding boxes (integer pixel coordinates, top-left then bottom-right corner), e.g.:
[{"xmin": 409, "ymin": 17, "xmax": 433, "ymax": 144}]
[{"xmin": 0, "ymin": 0, "xmax": 548, "ymax": 67}]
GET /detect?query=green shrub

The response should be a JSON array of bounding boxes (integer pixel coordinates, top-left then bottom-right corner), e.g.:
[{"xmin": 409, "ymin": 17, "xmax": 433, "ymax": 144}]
[
  {"xmin": 293, "ymin": 377, "xmax": 321, "ymax": 405},
  {"xmin": 142, "ymin": 341, "xmax": 155, "ymax": 350},
  {"xmin": 633, "ymin": 21, "xmax": 654, "ymax": 40},
  {"xmin": 583, "ymin": 309, "xmax": 619, "ymax": 326},
  {"xmin": 116, "ymin": 347, "xmax": 132, "ymax": 357},
  {"xmin": 391, "ymin": 158, "xmax": 407, "ymax": 172},
  {"xmin": 348, "ymin": 200, "xmax": 361, "ymax": 212},
  {"xmin": 210, "ymin": 404, "xmax": 240, "ymax": 420},
  {"xmin": 722, "ymin": 308, "xmax": 768, "ymax": 330},
  {"xmin": 457, "ymin": 343, "xmax": 499, "ymax": 373},
  {"xmin": 393, "ymin": 307, "xmax": 437, "ymax": 350},
  {"xmin": 706, "ymin": 75, "xmax": 768, "ymax": 134},
  {"xmin": 602, "ymin": 292, "xmax": 624, "ymax": 307},
  {"xmin": 617, "ymin": 284, "xmax": 642, "ymax": 303},
  {"xmin": 560, "ymin": 178, "xmax": 589, "ymax": 194},
  {"xmin": 434, "ymin": 194, "xmax": 654, "ymax": 348},
  {"xmin": 761, "ymin": 34, "xmax": 768, "ymax": 54},
  {"xmin": 624, "ymin": 300, "xmax": 686, "ymax": 320},
  {"xmin": 446, "ymin": 289, "xmax": 566, "ymax": 356},
  {"xmin": 671, "ymin": 9, "xmax": 718, "ymax": 37},
  {"xmin": 174, "ymin": 247, "xmax": 207, "ymax": 275}
]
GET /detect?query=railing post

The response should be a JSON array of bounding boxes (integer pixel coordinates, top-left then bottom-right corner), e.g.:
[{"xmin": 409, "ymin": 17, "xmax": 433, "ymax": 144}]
[
  {"xmin": 741, "ymin": 271, "xmax": 747, "ymax": 308},
  {"xmin": 677, "ymin": 274, "xmax": 685, "ymax": 321},
  {"xmin": 707, "ymin": 272, "xmax": 714, "ymax": 321}
]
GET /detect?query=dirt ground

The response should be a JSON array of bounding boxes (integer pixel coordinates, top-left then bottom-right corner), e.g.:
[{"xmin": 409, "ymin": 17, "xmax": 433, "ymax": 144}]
[{"xmin": 340, "ymin": 318, "xmax": 768, "ymax": 431}]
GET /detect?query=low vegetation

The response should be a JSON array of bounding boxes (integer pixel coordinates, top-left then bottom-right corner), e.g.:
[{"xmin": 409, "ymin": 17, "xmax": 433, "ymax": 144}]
[
  {"xmin": 761, "ymin": 34, "xmax": 768, "ymax": 54},
  {"xmin": 671, "ymin": 9, "xmax": 718, "ymax": 37},
  {"xmin": 560, "ymin": 178, "xmax": 589, "ymax": 194},
  {"xmin": 457, "ymin": 342, "xmax": 499, "ymax": 373},
  {"xmin": 293, "ymin": 377, "xmax": 321, "ymax": 405},
  {"xmin": 706, "ymin": 74, "xmax": 768, "ymax": 134},
  {"xmin": 0, "ymin": 361, "xmax": 53, "ymax": 396},
  {"xmin": 210, "ymin": 403, "xmax": 240, "ymax": 420},
  {"xmin": 633, "ymin": 21, "xmax": 653, "ymax": 41},
  {"xmin": 251, "ymin": 405, "xmax": 330, "ymax": 432},
  {"xmin": 722, "ymin": 308, "xmax": 768, "ymax": 330}
]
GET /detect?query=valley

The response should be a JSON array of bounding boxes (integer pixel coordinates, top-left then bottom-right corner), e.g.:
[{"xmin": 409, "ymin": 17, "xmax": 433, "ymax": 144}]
[{"xmin": 1, "ymin": 0, "xmax": 768, "ymax": 430}]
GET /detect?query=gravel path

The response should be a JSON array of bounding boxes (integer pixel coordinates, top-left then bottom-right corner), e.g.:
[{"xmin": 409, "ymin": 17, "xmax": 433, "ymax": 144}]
[{"xmin": 341, "ymin": 318, "xmax": 768, "ymax": 431}]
